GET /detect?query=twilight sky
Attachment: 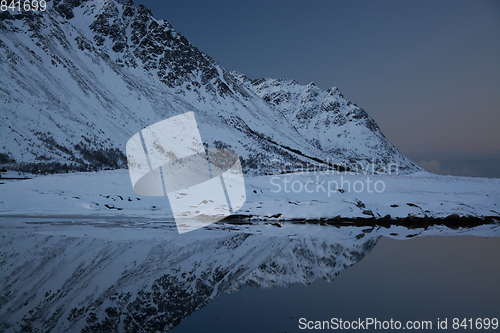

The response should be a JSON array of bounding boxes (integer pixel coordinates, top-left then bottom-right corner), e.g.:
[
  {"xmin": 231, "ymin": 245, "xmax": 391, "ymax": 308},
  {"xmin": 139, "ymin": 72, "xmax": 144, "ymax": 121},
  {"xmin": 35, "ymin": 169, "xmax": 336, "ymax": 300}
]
[{"xmin": 131, "ymin": 0, "xmax": 500, "ymax": 177}]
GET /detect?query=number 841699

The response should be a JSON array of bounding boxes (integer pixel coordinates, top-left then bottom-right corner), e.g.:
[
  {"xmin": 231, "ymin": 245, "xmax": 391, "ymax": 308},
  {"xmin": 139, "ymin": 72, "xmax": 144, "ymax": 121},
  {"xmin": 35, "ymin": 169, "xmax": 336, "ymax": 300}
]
[{"xmin": 1, "ymin": 0, "xmax": 47, "ymax": 12}]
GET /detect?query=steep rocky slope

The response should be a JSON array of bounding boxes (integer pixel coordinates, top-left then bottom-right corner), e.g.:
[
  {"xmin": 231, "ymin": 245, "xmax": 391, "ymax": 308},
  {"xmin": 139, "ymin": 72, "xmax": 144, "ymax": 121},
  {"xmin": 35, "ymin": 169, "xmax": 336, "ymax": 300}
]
[
  {"xmin": 0, "ymin": 0, "xmax": 420, "ymax": 174},
  {"xmin": 233, "ymin": 72, "xmax": 420, "ymax": 173}
]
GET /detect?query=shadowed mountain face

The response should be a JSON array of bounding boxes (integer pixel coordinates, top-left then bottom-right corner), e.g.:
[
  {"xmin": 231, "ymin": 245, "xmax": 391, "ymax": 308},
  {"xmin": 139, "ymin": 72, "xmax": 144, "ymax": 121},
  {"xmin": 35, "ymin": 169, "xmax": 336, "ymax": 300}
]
[
  {"xmin": 0, "ymin": 227, "xmax": 378, "ymax": 332},
  {"xmin": 0, "ymin": 0, "xmax": 420, "ymax": 175}
]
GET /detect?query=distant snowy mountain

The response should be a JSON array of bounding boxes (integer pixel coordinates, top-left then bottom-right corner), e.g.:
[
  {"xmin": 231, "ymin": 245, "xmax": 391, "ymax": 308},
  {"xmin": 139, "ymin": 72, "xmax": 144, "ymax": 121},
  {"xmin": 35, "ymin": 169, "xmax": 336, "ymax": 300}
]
[
  {"xmin": 0, "ymin": 0, "xmax": 420, "ymax": 174},
  {"xmin": 233, "ymin": 72, "xmax": 420, "ymax": 173}
]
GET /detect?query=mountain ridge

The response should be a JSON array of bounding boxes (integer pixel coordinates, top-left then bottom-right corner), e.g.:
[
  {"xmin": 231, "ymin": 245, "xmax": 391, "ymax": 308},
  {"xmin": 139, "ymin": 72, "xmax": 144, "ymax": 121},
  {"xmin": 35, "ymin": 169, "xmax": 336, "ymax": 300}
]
[
  {"xmin": 232, "ymin": 71, "xmax": 419, "ymax": 173},
  {"xmin": 0, "ymin": 0, "xmax": 421, "ymax": 175}
]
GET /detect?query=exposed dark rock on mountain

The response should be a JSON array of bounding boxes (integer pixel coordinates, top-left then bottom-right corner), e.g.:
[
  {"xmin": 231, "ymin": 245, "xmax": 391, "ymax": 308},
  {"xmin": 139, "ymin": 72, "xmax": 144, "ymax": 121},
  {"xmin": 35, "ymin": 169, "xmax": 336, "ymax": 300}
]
[{"xmin": 0, "ymin": 0, "xmax": 420, "ymax": 174}]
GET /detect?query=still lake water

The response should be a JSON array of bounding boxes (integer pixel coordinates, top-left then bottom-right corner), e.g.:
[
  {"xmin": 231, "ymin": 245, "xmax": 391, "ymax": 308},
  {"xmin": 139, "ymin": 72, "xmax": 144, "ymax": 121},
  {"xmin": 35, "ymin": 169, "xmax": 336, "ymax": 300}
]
[
  {"xmin": 0, "ymin": 219, "xmax": 499, "ymax": 332},
  {"xmin": 175, "ymin": 235, "xmax": 500, "ymax": 333}
]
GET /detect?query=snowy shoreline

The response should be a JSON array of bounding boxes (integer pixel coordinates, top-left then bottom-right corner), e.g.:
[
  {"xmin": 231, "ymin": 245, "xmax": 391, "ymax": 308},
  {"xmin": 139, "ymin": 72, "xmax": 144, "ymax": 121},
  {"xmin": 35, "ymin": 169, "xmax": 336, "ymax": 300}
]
[{"xmin": 0, "ymin": 170, "xmax": 498, "ymax": 224}]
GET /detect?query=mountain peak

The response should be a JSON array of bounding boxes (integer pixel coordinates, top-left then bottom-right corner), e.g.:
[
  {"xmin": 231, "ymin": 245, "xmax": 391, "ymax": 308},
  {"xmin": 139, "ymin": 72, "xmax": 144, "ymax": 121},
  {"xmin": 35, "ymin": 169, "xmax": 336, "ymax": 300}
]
[
  {"xmin": 236, "ymin": 76, "xmax": 420, "ymax": 172},
  {"xmin": 136, "ymin": 3, "xmax": 153, "ymax": 17},
  {"xmin": 326, "ymin": 86, "xmax": 344, "ymax": 98}
]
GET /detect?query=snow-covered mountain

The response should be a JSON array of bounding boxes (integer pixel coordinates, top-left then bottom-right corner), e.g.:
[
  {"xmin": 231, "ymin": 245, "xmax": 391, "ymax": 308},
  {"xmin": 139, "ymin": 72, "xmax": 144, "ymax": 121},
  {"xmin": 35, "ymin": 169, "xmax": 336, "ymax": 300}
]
[
  {"xmin": 233, "ymin": 73, "xmax": 419, "ymax": 172},
  {"xmin": 0, "ymin": 0, "xmax": 420, "ymax": 174}
]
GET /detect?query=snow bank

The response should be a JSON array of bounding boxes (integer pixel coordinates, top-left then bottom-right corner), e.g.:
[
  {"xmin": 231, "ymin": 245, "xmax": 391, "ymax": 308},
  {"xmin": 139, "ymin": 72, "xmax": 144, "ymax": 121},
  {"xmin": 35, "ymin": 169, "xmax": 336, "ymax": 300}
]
[{"xmin": 0, "ymin": 170, "xmax": 498, "ymax": 222}]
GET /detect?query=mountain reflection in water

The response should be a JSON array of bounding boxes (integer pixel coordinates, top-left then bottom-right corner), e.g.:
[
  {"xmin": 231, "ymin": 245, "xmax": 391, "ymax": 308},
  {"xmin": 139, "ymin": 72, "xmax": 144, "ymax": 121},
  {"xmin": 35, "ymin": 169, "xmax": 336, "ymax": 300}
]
[{"xmin": 0, "ymin": 219, "xmax": 498, "ymax": 332}]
